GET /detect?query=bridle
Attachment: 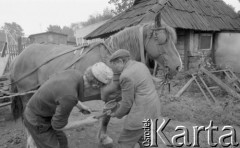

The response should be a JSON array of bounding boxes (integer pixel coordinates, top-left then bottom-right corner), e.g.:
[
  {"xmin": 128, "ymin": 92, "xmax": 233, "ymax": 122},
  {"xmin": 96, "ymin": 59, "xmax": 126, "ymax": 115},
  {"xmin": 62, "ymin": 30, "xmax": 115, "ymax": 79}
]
[
  {"xmin": 139, "ymin": 25, "xmax": 172, "ymax": 93},
  {"xmin": 139, "ymin": 24, "xmax": 170, "ymax": 63}
]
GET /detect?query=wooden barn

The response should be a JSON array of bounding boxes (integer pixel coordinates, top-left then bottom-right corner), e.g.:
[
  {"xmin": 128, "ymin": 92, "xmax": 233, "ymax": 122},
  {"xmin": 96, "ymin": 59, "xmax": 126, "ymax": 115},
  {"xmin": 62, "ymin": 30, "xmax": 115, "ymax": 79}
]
[
  {"xmin": 29, "ymin": 31, "xmax": 68, "ymax": 45},
  {"xmin": 85, "ymin": 0, "xmax": 240, "ymax": 71}
]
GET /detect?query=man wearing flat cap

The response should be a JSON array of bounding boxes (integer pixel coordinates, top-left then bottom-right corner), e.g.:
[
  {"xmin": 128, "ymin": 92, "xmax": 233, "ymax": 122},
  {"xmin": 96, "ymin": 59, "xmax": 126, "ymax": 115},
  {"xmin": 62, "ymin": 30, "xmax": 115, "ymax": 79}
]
[{"xmin": 108, "ymin": 49, "xmax": 161, "ymax": 148}]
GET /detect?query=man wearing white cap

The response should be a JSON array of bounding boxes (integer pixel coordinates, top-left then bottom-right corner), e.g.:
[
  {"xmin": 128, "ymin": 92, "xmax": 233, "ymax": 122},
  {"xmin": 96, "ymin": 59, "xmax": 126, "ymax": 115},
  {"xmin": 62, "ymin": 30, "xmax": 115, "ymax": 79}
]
[{"xmin": 23, "ymin": 62, "xmax": 113, "ymax": 148}]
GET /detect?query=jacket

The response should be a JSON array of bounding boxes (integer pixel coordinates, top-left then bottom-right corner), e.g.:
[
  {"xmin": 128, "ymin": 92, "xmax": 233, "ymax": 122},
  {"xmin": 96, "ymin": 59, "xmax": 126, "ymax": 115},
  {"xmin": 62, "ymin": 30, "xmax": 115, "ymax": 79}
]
[
  {"xmin": 114, "ymin": 60, "xmax": 161, "ymax": 130},
  {"xmin": 25, "ymin": 69, "xmax": 84, "ymax": 130}
]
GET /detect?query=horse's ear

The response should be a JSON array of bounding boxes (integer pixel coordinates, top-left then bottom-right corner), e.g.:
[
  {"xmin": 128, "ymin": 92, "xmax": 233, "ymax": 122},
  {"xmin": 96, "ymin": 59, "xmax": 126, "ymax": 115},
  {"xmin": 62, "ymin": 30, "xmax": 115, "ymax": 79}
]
[{"xmin": 154, "ymin": 12, "xmax": 162, "ymax": 28}]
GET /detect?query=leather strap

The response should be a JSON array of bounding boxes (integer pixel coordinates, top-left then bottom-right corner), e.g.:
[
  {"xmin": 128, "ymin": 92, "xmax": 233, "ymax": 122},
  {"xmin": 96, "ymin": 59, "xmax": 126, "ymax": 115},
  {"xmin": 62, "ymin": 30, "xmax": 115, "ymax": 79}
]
[{"xmin": 139, "ymin": 26, "xmax": 146, "ymax": 64}]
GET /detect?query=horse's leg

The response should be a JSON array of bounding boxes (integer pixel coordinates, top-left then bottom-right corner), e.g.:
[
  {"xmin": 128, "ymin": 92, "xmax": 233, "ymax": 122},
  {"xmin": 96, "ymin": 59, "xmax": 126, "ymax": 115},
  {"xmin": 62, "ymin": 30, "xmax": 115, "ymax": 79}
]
[
  {"xmin": 98, "ymin": 115, "xmax": 110, "ymax": 137},
  {"xmin": 98, "ymin": 115, "xmax": 113, "ymax": 145},
  {"xmin": 11, "ymin": 84, "xmax": 34, "ymax": 120},
  {"xmin": 21, "ymin": 94, "xmax": 34, "ymax": 117},
  {"xmin": 98, "ymin": 78, "xmax": 121, "ymax": 145},
  {"xmin": 25, "ymin": 127, "xmax": 37, "ymax": 148}
]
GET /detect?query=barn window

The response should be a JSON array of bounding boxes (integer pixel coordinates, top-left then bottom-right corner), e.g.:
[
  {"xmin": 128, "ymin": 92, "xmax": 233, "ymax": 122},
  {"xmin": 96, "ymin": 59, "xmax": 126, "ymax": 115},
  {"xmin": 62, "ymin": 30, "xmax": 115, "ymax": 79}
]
[{"xmin": 198, "ymin": 34, "xmax": 212, "ymax": 50}]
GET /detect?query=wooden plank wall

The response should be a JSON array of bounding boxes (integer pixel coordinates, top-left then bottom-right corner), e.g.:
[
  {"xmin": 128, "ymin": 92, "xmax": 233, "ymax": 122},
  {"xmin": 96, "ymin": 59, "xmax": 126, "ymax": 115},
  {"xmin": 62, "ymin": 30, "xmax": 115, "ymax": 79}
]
[{"xmin": 176, "ymin": 29, "xmax": 214, "ymax": 71}]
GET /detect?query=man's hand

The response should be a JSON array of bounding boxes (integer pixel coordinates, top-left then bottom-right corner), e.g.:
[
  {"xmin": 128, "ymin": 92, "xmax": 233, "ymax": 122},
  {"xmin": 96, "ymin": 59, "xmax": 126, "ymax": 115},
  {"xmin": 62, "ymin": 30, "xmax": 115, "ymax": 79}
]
[
  {"xmin": 80, "ymin": 106, "xmax": 92, "ymax": 114},
  {"xmin": 106, "ymin": 110, "xmax": 116, "ymax": 117},
  {"xmin": 76, "ymin": 101, "xmax": 92, "ymax": 114},
  {"xmin": 84, "ymin": 116, "xmax": 99, "ymax": 126}
]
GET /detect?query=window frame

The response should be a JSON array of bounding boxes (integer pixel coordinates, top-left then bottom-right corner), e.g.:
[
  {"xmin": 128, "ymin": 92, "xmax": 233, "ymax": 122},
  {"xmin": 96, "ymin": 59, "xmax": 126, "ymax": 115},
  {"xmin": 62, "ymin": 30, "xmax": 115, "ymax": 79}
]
[{"xmin": 198, "ymin": 33, "xmax": 213, "ymax": 50}]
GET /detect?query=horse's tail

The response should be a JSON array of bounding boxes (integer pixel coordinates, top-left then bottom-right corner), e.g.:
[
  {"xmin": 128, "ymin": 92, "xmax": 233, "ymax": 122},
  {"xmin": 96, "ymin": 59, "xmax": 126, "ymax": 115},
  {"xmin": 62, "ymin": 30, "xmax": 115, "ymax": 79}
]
[{"xmin": 10, "ymin": 78, "xmax": 23, "ymax": 120}]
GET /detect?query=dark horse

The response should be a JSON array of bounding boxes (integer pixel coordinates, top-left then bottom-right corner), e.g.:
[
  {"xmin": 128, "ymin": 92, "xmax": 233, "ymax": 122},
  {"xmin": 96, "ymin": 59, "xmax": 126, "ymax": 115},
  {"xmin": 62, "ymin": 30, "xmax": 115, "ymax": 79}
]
[{"xmin": 9, "ymin": 13, "xmax": 182, "ymax": 146}]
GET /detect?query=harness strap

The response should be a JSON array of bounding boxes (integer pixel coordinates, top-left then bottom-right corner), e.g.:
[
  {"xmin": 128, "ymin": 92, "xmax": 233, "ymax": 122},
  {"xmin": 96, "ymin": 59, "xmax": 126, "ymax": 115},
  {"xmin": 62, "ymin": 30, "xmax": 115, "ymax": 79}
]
[
  {"xmin": 139, "ymin": 26, "xmax": 146, "ymax": 64},
  {"xmin": 8, "ymin": 44, "xmax": 92, "ymax": 87},
  {"xmin": 6, "ymin": 42, "xmax": 112, "ymax": 92},
  {"xmin": 62, "ymin": 42, "xmax": 104, "ymax": 70}
]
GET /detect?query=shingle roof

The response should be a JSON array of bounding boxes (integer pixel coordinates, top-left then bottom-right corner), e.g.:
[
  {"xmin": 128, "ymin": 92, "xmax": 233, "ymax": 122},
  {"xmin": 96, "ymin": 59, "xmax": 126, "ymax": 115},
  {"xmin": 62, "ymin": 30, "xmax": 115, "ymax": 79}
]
[
  {"xmin": 76, "ymin": 20, "xmax": 109, "ymax": 38},
  {"xmin": 85, "ymin": 0, "xmax": 240, "ymax": 39}
]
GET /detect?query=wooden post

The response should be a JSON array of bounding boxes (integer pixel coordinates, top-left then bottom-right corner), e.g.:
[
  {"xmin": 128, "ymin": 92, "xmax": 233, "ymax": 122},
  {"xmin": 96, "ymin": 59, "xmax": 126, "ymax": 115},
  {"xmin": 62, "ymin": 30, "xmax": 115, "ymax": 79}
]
[
  {"xmin": 18, "ymin": 37, "xmax": 22, "ymax": 54},
  {"xmin": 1, "ymin": 42, "xmax": 7, "ymax": 57},
  {"xmin": 201, "ymin": 67, "xmax": 240, "ymax": 99},
  {"xmin": 211, "ymin": 33, "xmax": 217, "ymax": 64},
  {"xmin": 184, "ymin": 30, "xmax": 190, "ymax": 71}
]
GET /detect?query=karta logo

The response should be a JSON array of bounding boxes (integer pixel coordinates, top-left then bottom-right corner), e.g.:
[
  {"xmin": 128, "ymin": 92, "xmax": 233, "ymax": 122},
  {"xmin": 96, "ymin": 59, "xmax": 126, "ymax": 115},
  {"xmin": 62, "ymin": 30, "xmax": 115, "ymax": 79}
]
[{"xmin": 142, "ymin": 118, "xmax": 239, "ymax": 147}]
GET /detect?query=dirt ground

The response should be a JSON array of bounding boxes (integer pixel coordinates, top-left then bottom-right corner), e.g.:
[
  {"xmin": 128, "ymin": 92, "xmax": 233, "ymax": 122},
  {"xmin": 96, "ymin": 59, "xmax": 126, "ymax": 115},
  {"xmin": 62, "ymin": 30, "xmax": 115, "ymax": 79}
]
[{"xmin": 1, "ymin": 74, "xmax": 240, "ymax": 148}]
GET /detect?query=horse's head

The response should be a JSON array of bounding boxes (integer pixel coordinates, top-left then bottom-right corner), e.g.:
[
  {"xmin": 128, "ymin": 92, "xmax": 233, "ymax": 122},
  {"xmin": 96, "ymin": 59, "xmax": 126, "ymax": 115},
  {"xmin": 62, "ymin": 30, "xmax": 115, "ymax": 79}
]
[{"xmin": 143, "ymin": 13, "xmax": 182, "ymax": 77}]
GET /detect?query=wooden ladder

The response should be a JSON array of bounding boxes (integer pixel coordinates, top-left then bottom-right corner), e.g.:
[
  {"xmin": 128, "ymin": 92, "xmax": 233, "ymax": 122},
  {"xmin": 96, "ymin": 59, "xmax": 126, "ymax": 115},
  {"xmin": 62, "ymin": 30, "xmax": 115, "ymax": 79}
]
[
  {"xmin": 175, "ymin": 67, "xmax": 240, "ymax": 103},
  {"xmin": 193, "ymin": 74, "xmax": 216, "ymax": 103},
  {"xmin": 222, "ymin": 69, "xmax": 240, "ymax": 93}
]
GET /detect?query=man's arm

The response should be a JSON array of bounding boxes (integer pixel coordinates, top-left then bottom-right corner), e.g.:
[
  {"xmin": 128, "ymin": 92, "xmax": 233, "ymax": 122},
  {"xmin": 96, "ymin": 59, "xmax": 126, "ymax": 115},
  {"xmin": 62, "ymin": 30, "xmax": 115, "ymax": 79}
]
[
  {"xmin": 112, "ymin": 77, "xmax": 134, "ymax": 118},
  {"xmin": 51, "ymin": 96, "xmax": 98, "ymax": 131},
  {"xmin": 76, "ymin": 101, "xmax": 91, "ymax": 114},
  {"xmin": 57, "ymin": 116, "xmax": 98, "ymax": 131}
]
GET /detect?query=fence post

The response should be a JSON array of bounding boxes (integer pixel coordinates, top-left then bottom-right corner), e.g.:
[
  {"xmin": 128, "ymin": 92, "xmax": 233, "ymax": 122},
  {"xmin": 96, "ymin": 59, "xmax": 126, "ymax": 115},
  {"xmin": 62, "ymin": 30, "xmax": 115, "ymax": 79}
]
[
  {"xmin": 18, "ymin": 37, "xmax": 22, "ymax": 54},
  {"xmin": 1, "ymin": 42, "xmax": 7, "ymax": 57}
]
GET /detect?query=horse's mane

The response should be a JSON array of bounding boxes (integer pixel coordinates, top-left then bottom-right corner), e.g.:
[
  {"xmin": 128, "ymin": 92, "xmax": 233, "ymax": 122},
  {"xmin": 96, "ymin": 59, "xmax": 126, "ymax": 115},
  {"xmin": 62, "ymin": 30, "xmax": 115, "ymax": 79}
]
[
  {"xmin": 106, "ymin": 25, "xmax": 142, "ymax": 60},
  {"xmin": 105, "ymin": 22, "xmax": 177, "ymax": 60}
]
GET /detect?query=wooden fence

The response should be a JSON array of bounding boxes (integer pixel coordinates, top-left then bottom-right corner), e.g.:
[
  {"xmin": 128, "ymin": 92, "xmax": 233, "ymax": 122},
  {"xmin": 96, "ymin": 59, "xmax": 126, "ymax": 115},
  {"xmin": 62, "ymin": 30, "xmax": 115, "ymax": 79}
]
[{"xmin": 3, "ymin": 37, "xmax": 26, "ymax": 73}]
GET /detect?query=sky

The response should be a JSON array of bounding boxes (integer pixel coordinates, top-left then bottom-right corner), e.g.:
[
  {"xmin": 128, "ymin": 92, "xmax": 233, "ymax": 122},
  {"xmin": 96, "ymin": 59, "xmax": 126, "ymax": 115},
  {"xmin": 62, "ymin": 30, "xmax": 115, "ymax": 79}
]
[{"xmin": 0, "ymin": 0, "xmax": 239, "ymax": 37}]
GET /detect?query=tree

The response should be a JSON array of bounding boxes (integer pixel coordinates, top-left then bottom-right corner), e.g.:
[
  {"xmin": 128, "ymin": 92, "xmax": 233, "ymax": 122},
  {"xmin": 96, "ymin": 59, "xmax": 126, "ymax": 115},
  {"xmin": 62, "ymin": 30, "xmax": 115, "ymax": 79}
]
[
  {"xmin": 62, "ymin": 26, "xmax": 74, "ymax": 37},
  {"xmin": 108, "ymin": 0, "xmax": 134, "ymax": 15},
  {"xmin": 47, "ymin": 25, "xmax": 62, "ymax": 33},
  {"xmin": 2, "ymin": 22, "xmax": 24, "ymax": 37},
  {"xmin": 71, "ymin": 23, "xmax": 80, "ymax": 32},
  {"xmin": 80, "ymin": 7, "xmax": 114, "ymax": 27}
]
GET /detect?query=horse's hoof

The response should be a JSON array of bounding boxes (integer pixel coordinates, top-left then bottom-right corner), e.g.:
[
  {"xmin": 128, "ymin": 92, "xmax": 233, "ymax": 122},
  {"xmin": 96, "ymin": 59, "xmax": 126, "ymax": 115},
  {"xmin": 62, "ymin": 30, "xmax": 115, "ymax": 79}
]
[
  {"xmin": 99, "ymin": 134, "xmax": 113, "ymax": 146},
  {"xmin": 99, "ymin": 143, "xmax": 114, "ymax": 148},
  {"xmin": 134, "ymin": 143, "xmax": 141, "ymax": 148}
]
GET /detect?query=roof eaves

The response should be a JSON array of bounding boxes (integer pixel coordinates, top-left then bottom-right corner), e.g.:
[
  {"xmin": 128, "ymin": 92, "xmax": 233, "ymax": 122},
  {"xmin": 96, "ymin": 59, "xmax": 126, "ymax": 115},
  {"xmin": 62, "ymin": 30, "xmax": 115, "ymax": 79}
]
[
  {"xmin": 29, "ymin": 31, "xmax": 68, "ymax": 38},
  {"xmin": 86, "ymin": 0, "xmax": 240, "ymax": 39}
]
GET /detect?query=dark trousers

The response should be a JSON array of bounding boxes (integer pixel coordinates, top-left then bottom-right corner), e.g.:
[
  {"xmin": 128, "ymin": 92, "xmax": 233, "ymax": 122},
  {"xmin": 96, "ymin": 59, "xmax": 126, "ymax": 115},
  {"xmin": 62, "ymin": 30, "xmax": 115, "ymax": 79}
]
[
  {"xmin": 115, "ymin": 128, "xmax": 144, "ymax": 148},
  {"xmin": 24, "ymin": 117, "xmax": 68, "ymax": 148}
]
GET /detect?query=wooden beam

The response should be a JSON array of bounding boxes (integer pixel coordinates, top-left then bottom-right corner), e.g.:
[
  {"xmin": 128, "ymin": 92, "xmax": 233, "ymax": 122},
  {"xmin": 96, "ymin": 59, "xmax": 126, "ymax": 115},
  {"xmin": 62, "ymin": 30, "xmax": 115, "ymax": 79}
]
[
  {"xmin": 175, "ymin": 76, "xmax": 195, "ymax": 97},
  {"xmin": 184, "ymin": 30, "xmax": 190, "ymax": 71},
  {"xmin": 211, "ymin": 33, "xmax": 217, "ymax": 64},
  {"xmin": 198, "ymin": 76, "xmax": 216, "ymax": 103},
  {"xmin": 194, "ymin": 77, "xmax": 210, "ymax": 102},
  {"xmin": 201, "ymin": 67, "xmax": 240, "ymax": 99},
  {"xmin": 0, "ymin": 90, "xmax": 36, "ymax": 100},
  {"xmin": 0, "ymin": 102, "xmax": 11, "ymax": 108}
]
